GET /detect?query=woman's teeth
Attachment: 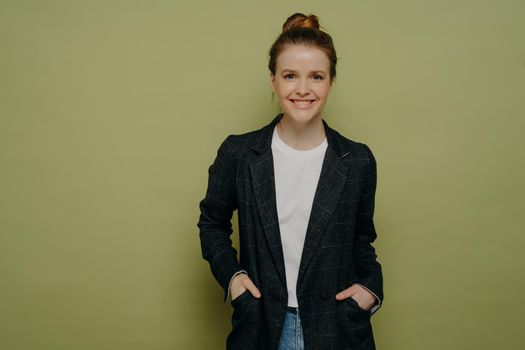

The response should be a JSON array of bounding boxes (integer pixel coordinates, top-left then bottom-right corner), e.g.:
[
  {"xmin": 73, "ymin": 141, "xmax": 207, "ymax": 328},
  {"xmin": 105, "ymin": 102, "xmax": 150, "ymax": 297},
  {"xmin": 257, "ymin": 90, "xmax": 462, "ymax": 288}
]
[{"xmin": 291, "ymin": 100, "xmax": 314, "ymax": 106}]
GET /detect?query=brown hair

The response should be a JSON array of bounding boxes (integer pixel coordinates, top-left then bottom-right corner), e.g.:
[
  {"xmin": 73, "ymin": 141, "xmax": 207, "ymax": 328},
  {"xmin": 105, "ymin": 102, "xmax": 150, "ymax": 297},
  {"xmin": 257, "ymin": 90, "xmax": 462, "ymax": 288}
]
[{"xmin": 268, "ymin": 13, "xmax": 338, "ymax": 84}]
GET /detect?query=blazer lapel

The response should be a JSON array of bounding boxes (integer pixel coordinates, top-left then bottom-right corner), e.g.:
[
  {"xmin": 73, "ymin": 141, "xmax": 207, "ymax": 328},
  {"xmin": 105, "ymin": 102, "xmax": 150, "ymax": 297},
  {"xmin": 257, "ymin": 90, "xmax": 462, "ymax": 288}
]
[{"xmin": 249, "ymin": 113, "xmax": 352, "ymax": 294}]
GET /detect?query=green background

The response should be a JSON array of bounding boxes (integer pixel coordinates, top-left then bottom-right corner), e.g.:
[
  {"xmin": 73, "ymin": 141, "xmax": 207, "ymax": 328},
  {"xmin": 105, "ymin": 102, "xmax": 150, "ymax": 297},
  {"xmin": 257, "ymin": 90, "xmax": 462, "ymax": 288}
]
[{"xmin": 1, "ymin": 1, "xmax": 524, "ymax": 349}]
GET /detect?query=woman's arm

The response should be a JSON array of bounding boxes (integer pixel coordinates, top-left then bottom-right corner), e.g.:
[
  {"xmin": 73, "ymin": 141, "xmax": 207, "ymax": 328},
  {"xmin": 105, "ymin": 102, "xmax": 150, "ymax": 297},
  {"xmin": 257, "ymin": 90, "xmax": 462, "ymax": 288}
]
[
  {"xmin": 197, "ymin": 135, "xmax": 243, "ymax": 303},
  {"xmin": 352, "ymin": 144, "xmax": 384, "ymax": 313}
]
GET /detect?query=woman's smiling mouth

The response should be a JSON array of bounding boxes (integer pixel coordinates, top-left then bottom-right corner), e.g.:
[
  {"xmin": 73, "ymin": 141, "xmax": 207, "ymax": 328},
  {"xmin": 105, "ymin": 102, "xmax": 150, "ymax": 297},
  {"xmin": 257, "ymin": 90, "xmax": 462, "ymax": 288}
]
[{"xmin": 289, "ymin": 99, "xmax": 316, "ymax": 108}]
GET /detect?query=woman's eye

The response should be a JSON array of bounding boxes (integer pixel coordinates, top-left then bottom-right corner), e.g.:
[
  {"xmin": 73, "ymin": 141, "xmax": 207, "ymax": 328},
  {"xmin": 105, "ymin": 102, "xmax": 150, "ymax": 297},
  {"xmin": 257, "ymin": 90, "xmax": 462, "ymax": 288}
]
[
  {"xmin": 313, "ymin": 74, "xmax": 323, "ymax": 81},
  {"xmin": 284, "ymin": 74, "xmax": 294, "ymax": 80}
]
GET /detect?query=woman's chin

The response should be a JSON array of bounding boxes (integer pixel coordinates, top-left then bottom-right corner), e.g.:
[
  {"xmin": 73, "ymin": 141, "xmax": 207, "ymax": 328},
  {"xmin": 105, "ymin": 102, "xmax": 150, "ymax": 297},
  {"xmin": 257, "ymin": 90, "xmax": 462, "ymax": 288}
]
[{"xmin": 283, "ymin": 109, "xmax": 321, "ymax": 123}]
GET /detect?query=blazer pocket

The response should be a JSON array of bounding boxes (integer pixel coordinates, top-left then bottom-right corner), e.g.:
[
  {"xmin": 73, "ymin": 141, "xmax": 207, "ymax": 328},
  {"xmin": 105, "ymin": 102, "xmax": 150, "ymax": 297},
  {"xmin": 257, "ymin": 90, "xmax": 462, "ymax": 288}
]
[
  {"xmin": 230, "ymin": 289, "xmax": 252, "ymax": 328},
  {"xmin": 231, "ymin": 288, "xmax": 250, "ymax": 307},
  {"xmin": 340, "ymin": 297, "xmax": 371, "ymax": 332},
  {"xmin": 346, "ymin": 296, "xmax": 372, "ymax": 315},
  {"xmin": 338, "ymin": 300, "xmax": 374, "ymax": 345}
]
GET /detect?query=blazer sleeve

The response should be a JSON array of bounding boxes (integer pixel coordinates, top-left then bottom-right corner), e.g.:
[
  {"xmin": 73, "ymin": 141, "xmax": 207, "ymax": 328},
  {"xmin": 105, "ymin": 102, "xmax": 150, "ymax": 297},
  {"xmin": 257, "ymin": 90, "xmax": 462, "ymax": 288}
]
[
  {"xmin": 353, "ymin": 144, "xmax": 384, "ymax": 315},
  {"xmin": 197, "ymin": 135, "xmax": 243, "ymax": 303}
]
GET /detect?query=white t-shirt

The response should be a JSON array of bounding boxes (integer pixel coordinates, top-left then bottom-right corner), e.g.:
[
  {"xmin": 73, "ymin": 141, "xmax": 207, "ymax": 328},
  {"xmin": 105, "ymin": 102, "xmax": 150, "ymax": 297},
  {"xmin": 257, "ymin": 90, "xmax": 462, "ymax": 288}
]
[{"xmin": 271, "ymin": 124, "xmax": 328, "ymax": 307}]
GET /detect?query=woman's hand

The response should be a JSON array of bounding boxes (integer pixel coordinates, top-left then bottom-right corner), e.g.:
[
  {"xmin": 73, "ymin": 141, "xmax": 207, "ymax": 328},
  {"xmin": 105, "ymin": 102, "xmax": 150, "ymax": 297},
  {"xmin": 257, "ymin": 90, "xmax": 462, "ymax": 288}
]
[
  {"xmin": 230, "ymin": 273, "xmax": 262, "ymax": 300},
  {"xmin": 335, "ymin": 284, "xmax": 376, "ymax": 310}
]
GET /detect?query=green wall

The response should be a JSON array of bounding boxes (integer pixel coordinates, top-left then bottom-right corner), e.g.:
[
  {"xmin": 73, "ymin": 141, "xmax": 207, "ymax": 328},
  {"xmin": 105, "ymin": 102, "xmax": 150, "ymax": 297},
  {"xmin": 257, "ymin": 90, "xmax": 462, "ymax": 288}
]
[{"xmin": 1, "ymin": 1, "xmax": 524, "ymax": 349}]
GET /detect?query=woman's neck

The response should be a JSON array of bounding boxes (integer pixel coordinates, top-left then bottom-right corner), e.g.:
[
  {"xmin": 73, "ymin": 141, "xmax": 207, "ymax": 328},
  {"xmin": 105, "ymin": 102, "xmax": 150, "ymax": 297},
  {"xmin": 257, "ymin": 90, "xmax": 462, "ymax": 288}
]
[{"xmin": 276, "ymin": 114, "xmax": 327, "ymax": 151}]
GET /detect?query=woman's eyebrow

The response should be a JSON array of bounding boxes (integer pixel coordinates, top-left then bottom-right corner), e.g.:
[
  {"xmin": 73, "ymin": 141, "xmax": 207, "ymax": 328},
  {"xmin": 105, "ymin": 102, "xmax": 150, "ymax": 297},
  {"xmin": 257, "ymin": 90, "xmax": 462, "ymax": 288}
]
[{"xmin": 281, "ymin": 69, "xmax": 326, "ymax": 74}]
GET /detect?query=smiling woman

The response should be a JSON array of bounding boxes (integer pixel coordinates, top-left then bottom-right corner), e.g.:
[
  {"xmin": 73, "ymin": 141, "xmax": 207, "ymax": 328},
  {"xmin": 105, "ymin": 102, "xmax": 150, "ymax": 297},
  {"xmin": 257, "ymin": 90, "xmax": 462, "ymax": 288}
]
[
  {"xmin": 198, "ymin": 12, "xmax": 384, "ymax": 350},
  {"xmin": 269, "ymin": 31, "xmax": 333, "ymax": 128}
]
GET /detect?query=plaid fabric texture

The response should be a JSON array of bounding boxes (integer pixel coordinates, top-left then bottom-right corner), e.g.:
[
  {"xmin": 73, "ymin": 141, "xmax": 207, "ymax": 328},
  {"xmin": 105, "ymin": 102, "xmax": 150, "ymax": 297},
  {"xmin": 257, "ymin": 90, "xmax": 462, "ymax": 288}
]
[{"xmin": 198, "ymin": 113, "xmax": 383, "ymax": 350}]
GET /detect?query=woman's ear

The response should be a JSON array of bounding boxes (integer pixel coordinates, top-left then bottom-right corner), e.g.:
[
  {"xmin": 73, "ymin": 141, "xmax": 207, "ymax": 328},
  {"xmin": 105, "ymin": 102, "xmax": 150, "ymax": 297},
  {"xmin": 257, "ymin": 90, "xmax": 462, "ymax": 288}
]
[{"xmin": 269, "ymin": 72, "xmax": 276, "ymax": 92}]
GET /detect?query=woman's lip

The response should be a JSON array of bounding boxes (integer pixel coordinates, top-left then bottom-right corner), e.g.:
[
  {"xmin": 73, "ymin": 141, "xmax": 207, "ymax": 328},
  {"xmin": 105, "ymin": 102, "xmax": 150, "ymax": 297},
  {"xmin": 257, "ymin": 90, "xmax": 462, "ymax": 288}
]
[{"xmin": 289, "ymin": 99, "xmax": 316, "ymax": 109}]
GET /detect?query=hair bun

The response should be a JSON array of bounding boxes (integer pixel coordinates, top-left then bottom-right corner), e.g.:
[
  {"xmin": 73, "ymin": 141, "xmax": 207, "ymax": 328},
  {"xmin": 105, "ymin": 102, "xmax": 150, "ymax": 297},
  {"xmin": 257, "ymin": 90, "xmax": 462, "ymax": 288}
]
[{"xmin": 282, "ymin": 13, "xmax": 321, "ymax": 32}]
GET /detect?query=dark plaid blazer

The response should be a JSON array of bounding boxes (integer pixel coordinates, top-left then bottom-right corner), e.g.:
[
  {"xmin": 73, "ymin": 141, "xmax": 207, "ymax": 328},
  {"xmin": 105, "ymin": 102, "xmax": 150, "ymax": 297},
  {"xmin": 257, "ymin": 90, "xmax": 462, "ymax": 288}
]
[{"xmin": 197, "ymin": 112, "xmax": 383, "ymax": 350}]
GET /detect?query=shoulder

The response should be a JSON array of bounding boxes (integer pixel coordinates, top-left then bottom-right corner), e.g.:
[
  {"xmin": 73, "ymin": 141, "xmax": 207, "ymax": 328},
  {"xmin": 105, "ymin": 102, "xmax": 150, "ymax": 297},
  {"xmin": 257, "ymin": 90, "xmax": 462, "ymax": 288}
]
[
  {"xmin": 218, "ymin": 125, "xmax": 265, "ymax": 159},
  {"xmin": 217, "ymin": 133, "xmax": 251, "ymax": 161},
  {"xmin": 330, "ymin": 127, "xmax": 376, "ymax": 164},
  {"xmin": 223, "ymin": 131, "xmax": 256, "ymax": 151}
]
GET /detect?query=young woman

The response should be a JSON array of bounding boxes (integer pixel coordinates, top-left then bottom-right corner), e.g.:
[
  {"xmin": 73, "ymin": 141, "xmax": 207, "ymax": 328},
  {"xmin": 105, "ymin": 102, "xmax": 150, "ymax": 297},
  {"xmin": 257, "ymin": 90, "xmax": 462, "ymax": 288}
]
[{"xmin": 198, "ymin": 13, "xmax": 384, "ymax": 350}]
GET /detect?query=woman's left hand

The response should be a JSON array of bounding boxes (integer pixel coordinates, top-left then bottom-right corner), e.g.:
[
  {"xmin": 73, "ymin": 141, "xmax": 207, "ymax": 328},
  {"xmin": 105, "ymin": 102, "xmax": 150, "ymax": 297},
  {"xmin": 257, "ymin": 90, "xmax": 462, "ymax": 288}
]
[{"xmin": 335, "ymin": 284, "xmax": 376, "ymax": 310}]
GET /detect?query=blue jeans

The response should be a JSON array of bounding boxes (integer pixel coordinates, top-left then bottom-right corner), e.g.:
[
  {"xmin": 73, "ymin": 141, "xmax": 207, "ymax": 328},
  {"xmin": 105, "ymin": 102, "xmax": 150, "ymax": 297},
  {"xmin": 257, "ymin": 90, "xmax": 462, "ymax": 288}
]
[{"xmin": 278, "ymin": 307, "xmax": 304, "ymax": 350}]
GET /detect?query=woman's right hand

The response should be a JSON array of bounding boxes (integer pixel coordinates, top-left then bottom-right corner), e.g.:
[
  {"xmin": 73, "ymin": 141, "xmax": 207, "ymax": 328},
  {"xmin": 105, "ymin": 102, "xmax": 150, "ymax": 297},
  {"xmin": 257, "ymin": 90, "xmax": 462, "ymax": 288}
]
[{"xmin": 231, "ymin": 273, "xmax": 262, "ymax": 300}]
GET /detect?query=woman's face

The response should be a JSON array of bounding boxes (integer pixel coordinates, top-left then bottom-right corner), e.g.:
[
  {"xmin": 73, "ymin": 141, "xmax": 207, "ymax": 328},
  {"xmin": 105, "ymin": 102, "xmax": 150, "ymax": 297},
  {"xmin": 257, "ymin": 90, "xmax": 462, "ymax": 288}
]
[{"xmin": 270, "ymin": 44, "xmax": 332, "ymax": 124}]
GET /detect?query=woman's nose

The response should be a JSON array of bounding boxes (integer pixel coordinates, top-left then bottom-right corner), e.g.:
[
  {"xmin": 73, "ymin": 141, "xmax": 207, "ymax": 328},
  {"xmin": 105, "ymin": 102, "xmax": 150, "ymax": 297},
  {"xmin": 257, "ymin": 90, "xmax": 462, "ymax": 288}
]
[{"xmin": 296, "ymin": 79, "xmax": 310, "ymax": 95}]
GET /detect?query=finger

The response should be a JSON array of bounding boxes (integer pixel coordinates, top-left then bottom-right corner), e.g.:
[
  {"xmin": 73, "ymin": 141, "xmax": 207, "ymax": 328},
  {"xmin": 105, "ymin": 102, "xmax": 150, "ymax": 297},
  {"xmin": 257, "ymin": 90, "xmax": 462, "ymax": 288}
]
[
  {"xmin": 243, "ymin": 278, "xmax": 262, "ymax": 298},
  {"xmin": 232, "ymin": 286, "xmax": 246, "ymax": 300},
  {"xmin": 335, "ymin": 286, "xmax": 358, "ymax": 300},
  {"xmin": 232, "ymin": 274, "xmax": 246, "ymax": 290}
]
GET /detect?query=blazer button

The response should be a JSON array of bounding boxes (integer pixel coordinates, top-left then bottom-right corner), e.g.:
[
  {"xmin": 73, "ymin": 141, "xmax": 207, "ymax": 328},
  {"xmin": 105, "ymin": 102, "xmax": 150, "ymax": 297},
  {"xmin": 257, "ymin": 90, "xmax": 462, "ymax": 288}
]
[{"xmin": 320, "ymin": 289, "xmax": 330, "ymax": 300}]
